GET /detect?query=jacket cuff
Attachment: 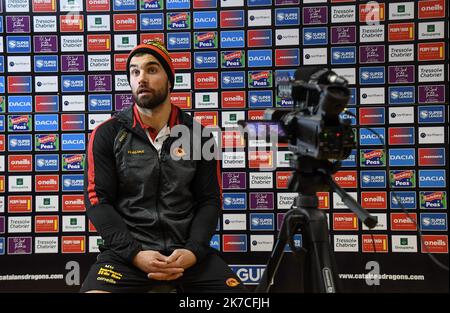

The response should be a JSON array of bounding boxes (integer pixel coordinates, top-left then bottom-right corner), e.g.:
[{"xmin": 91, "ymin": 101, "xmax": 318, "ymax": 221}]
[{"xmin": 184, "ymin": 241, "xmax": 209, "ymax": 263}]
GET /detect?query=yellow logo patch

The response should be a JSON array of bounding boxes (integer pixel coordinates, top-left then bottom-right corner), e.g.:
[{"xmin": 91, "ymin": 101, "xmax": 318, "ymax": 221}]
[{"xmin": 226, "ymin": 278, "xmax": 240, "ymax": 287}]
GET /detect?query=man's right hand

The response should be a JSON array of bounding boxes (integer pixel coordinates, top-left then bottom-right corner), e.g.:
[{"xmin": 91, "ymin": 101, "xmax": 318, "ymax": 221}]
[{"xmin": 132, "ymin": 250, "xmax": 184, "ymax": 281}]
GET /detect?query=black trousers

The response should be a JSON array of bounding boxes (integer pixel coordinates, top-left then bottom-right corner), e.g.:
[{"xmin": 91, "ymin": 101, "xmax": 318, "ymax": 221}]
[{"xmin": 80, "ymin": 249, "xmax": 248, "ymax": 293}]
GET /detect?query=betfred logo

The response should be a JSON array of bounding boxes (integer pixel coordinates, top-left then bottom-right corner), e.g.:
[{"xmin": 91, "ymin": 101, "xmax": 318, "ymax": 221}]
[
  {"xmin": 8, "ymin": 155, "xmax": 32, "ymax": 172},
  {"xmin": 35, "ymin": 175, "xmax": 59, "ymax": 192},
  {"xmin": 388, "ymin": 23, "xmax": 414, "ymax": 41},
  {"xmin": 418, "ymin": 0, "xmax": 445, "ymax": 19},
  {"xmin": 361, "ymin": 192, "xmax": 387, "ymax": 209},
  {"xmin": 194, "ymin": 72, "xmax": 218, "ymax": 89},
  {"xmin": 276, "ymin": 171, "xmax": 292, "ymax": 189},
  {"xmin": 113, "ymin": 14, "xmax": 137, "ymax": 31},
  {"xmin": 140, "ymin": 33, "xmax": 164, "ymax": 45},
  {"xmin": 62, "ymin": 195, "xmax": 85, "ymax": 212},
  {"xmin": 60, "ymin": 15, "xmax": 84, "ymax": 32},
  {"xmin": 32, "ymin": 0, "xmax": 57, "ymax": 12},
  {"xmin": 193, "ymin": 111, "xmax": 218, "ymax": 127},
  {"xmin": 333, "ymin": 213, "xmax": 358, "ymax": 231},
  {"xmin": 171, "ymin": 92, "xmax": 192, "ymax": 109},
  {"xmin": 332, "ymin": 171, "xmax": 357, "ymax": 188},
  {"xmin": 62, "ymin": 236, "xmax": 85, "ymax": 253},
  {"xmin": 359, "ymin": 3, "xmax": 385, "ymax": 22},
  {"xmin": 222, "ymin": 131, "xmax": 245, "ymax": 149},
  {"xmin": 221, "ymin": 91, "xmax": 245, "ymax": 108},
  {"xmin": 87, "ymin": 35, "xmax": 111, "ymax": 52},
  {"xmin": 35, "ymin": 216, "xmax": 58, "ymax": 233},
  {"xmin": 114, "ymin": 54, "xmax": 128, "ymax": 71},
  {"xmin": 421, "ymin": 235, "xmax": 448, "ymax": 253},
  {"xmin": 391, "ymin": 213, "xmax": 417, "ymax": 231},
  {"xmin": 317, "ymin": 192, "xmax": 329, "ymax": 210},
  {"xmin": 418, "ymin": 42, "xmax": 445, "ymax": 61},
  {"xmin": 170, "ymin": 52, "xmax": 191, "ymax": 70},
  {"xmin": 248, "ymin": 151, "xmax": 273, "ymax": 169},
  {"xmin": 362, "ymin": 234, "xmax": 388, "ymax": 253},
  {"xmin": 87, "ymin": 0, "xmax": 110, "ymax": 11},
  {"xmin": 8, "ymin": 196, "xmax": 32, "ymax": 213}
]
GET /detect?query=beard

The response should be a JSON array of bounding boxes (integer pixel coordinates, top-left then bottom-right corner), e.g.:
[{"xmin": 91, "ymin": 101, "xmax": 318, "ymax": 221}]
[{"xmin": 132, "ymin": 83, "xmax": 169, "ymax": 110}]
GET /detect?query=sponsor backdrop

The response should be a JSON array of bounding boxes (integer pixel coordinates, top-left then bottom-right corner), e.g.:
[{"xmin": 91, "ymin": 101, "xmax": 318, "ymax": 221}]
[{"xmin": 0, "ymin": 0, "xmax": 448, "ymax": 292}]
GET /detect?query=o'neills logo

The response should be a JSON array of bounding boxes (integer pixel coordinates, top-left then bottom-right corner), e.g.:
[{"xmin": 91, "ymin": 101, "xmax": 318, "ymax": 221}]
[
  {"xmin": 418, "ymin": 0, "xmax": 445, "ymax": 18},
  {"xmin": 333, "ymin": 171, "xmax": 357, "ymax": 188}
]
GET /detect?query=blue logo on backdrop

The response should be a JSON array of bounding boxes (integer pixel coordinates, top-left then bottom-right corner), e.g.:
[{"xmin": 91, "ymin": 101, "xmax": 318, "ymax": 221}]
[
  {"xmin": 341, "ymin": 149, "xmax": 357, "ymax": 167},
  {"xmin": 250, "ymin": 213, "xmax": 275, "ymax": 231},
  {"xmin": 248, "ymin": 50, "xmax": 272, "ymax": 67},
  {"xmin": 221, "ymin": 71, "xmax": 245, "ymax": 89},
  {"xmin": 193, "ymin": 11, "xmax": 217, "ymax": 29},
  {"xmin": 7, "ymin": 96, "xmax": 32, "ymax": 113},
  {"xmin": 210, "ymin": 234, "xmax": 220, "ymax": 250},
  {"xmin": 61, "ymin": 133, "xmax": 85, "ymax": 151},
  {"xmin": 359, "ymin": 67, "xmax": 385, "ymax": 85},
  {"xmin": 167, "ymin": 32, "xmax": 191, "ymax": 50},
  {"xmin": 61, "ymin": 75, "xmax": 85, "ymax": 93},
  {"xmin": 248, "ymin": 90, "xmax": 273, "ymax": 108},
  {"xmin": 140, "ymin": 13, "xmax": 164, "ymax": 30},
  {"xmin": 420, "ymin": 213, "xmax": 447, "ymax": 231},
  {"xmin": 389, "ymin": 149, "xmax": 416, "ymax": 166},
  {"xmin": 359, "ymin": 128, "xmax": 385, "ymax": 146},
  {"xmin": 220, "ymin": 31, "xmax": 245, "ymax": 48},
  {"xmin": 248, "ymin": 0, "xmax": 272, "ymax": 6},
  {"xmin": 348, "ymin": 88, "xmax": 356, "ymax": 105},
  {"xmin": 35, "ymin": 114, "xmax": 59, "ymax": 131},
  {"xmin": 223, "ymin": 193, "xmax": 247, "ymax": 210},
  {"xmin": 62, "ymin": 174, "xmax": 84, "ymax": 192},
  {"xmin": 360, "ymin": 170, "xmax": 387, "ymax": 188},
  {"xmin": 340, "ymin": 108, "xmax": 356, "ymax": 125},
  {"xmin": 390, "ymin": 191, "xmax": 416, "ymax": 209},
  {"xmin": 303, "ymin": 27, "xmax": 327, "ymax": 45},
  {"xmin": 7, "ymin": 36, "xmax": 32, "ymax": 53},
  {"xmin": 88, "ymin": 95, "xmax": 113, "ymax": 111},
  {"xmin": 113, "ymin": 0, "xmax": 137, "ymax": 11},
  {"xmin": 419, "ymin": 170, "xmax": 446, "ymax": 188},
  {"xmin": 194, "ymin": 51, "xmax": 218, "ymax": 69},
  {"xmin": 389, "ymin": 86, "xmax": 415, "ymax": 104},
  {"xmin": 34, "ymin": 55, "xmax": 58, "ymax": 73},
  {"xmin": 167, "ymin": 0, "xmax": 190, "ymax": 10},
  {"xmin": 418, "ymin": 105, "xmax": 445, "ymax": 124},
  {"xmin": 35, "ymin": 154, "xmax": 59, "ymax": 172},
  {"xmin": 331, "ymin": 46, "xmax": 356, "ymax": 64},
  {"xmin": 275, "ymin": 7, "xmax": 300, "ymax": 26},
  {"xmin": 8, "ymin": 134, "xmax": 33, "ymax": 152},
  {"xmin": 284, "ymin": 234, "xmax": 302, "ymax": 252},
  {"xmin": 0, "ymin": 56, "xmax": 4, "ymax": 72}
]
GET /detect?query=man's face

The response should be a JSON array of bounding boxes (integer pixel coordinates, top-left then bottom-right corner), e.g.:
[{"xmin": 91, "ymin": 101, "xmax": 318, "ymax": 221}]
[{"xmin": 129, "ymin": 53, "xmax": 171, "ymax": 110}]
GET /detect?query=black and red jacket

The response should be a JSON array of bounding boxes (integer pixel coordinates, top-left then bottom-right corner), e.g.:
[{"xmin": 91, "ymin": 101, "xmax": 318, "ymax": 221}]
[{"xmin": 84, "ymin": 104, "xmax": 221, "ymax": 264}]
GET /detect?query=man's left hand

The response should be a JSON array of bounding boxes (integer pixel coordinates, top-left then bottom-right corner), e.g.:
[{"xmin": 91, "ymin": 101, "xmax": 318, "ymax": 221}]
[{"xmin": 166, "ymin": 249, "xmax": 197, "ymax": 270}]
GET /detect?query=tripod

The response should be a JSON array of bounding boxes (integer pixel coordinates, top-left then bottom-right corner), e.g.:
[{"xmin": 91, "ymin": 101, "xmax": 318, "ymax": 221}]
[{"xmin": 255, "ymin": 155, "xmax": 377, "ymax": 293}]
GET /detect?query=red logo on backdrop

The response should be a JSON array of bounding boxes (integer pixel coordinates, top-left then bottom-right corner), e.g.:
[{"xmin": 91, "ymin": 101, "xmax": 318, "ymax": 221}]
[
  {"xmin": 418, "ymin": 148, "xmax": 444, "ymax": 166},
  {"xmin": 388, "ymin": 23, "xmax": 414, "ymax": 41},
  {"xmin": 222, "ymin": 131, "xmax": 245, "ymax": 148},
  {"xmin": 114, "ymin": 54, "xmax": 128, "ymax": 71},
  {"xmin": 60, "ymin": 15, "xmax": 84, "ymax": 32},
  {"xmin": 421, "ymin": 235, "xmax": 448, "ymax": 253},
  {"xmin": 8, "ymin": 155, "xmax": 33, "ymax": 172},
  {"xmin": 170, "ymin": 52, "xmax": 192, "ymax": 70},
  {"xmin": 141, "ymin": 33, "xmax": 164, "ymax": 45},
  {"xmin": 276, "ymin": 171, "xmax": 292, "ymax": 189},
  {"xmin": 35, "ymin": 175, "xmax": 59, "ymax": 192},
  {"xmin": 418, "ymin": 0, "xmax": 445, "ymax": 19},
  {"xmin": 62, "ymin": 195, "xmax": 85, "ymax": 212},
  {"xmin": 35, "ymin": 216, "xmax": 59, "ymax": 233},
  {"xmin": 362, "ymin": 234, "xmax": 388, "ymax": 253},
  {"xmin": 317, "ymin": 192, "xmax": 330, "ymax": 209},
  {"xmin": 194, "ymin": 111, "xmax": 218, "ymax": 127},
  {"xmin": 333, "ymin": 213, "xmax": 358, "ymax": 231},
  {"xmin": 194, "ymin": 72, "xmax": 219, "ymax": 89},
  {"xmin": 247, "ymin": 110, "xmax": 265, "ymax": 120},
  {"xmin": 0, "ymin": 176, "xmax": 5, "ymax": 193},
  {"xmin": 361, "ymin": 191, "xmax": 387, "ymax": 209},
  {"xmin": 87, "ymin": 0, "xmax": 110, "ymax": 11},
  {"xmin": 62, "ymin": 236, "xmax": 85, "ymax": 253},
  {"xmin": 8, "ymin": 196, "xmax": 32, "ymax": 213},
  {"xmin": 333, "ymin": 171, "xmax": 357, "ymax": 188},
  {"xmin": 89, "ymin": 220, "xmax": 97, "ymax": 232},
  {"xmin": 391, "ymin": 213, "xmax": 417, "ymax": 231},
  {"xmin": 32, "ymin": 0, "xmax": 57, "ymax": 12},
  {"xmin": 418, "ymin": 42, "xmax": 445, "ymax": 61},
  {"xmin": 359, "ymin": 3, "xmax": 385, "ymax": 22},
  {"xmin": 249, "ymin": 151, "xmax": 273, "ymax": 169},
  {"xmin": 221, "ymin": 91, "xmax": 246, "ymax": 108},
  {"xmin": 87, "ymin": 35, "xmax": 111, "ymax": 52},
  {"xmin": 171, "ymin": 92, "xmax": 192, "ymax": 109},
  {"xmin": 0, "ymin": 135, "xmax": 5, "ymax": 151},
  {"xmin": 113, "ymin": 14, "xmax": 137, "ymax": 31}
]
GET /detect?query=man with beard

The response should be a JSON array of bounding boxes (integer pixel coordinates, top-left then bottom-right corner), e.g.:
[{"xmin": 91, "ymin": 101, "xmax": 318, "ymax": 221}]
[{"xmin": 80, "ymin": 42, "xmax": 247, "ymax": 293}]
